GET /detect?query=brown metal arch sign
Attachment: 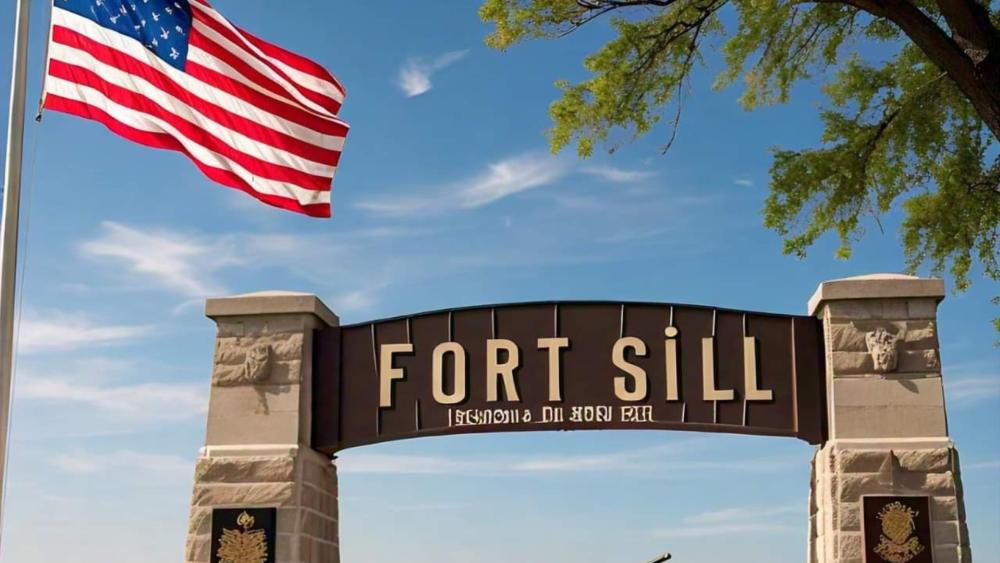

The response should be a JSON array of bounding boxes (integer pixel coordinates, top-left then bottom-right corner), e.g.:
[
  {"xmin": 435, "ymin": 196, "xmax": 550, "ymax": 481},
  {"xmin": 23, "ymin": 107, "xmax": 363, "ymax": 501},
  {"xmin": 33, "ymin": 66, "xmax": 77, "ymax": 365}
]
[{"xmin": 311, "ymin": 302, "xmax": 826, "ymax": 454}]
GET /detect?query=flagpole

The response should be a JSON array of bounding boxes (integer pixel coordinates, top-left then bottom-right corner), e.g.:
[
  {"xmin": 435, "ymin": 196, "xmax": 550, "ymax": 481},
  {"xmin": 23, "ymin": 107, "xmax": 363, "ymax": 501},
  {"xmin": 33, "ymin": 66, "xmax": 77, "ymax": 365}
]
[{"xmin": 0, "ymin": 0, "xmax": 32, "ymax": 540}]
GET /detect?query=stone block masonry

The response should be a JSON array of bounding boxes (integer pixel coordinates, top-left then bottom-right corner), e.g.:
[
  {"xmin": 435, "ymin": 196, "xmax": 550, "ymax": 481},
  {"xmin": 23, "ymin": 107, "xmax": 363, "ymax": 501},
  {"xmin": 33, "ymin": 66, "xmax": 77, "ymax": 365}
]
[
  {"xmin": 186, "ymin": 447, "xmax": 339, "ymax": 563},
  {"xmin": 811, "ymin": 444, "xmax": 969, "ymax": 562},
  {"xmin": 807, "ymin": 275, "xmax": 971, "ymax": 563},
  {"xmin": 185, "ymin": 292, "xmax": 341, "ymax": 563}
]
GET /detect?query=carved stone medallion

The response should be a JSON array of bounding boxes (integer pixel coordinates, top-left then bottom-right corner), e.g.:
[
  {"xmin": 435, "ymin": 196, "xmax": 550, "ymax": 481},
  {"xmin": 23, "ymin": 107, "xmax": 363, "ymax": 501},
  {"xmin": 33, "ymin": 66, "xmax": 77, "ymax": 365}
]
[
  {"xmin": 243, "ymin": 344, "xmax": 272, "ymax": 384},
  {"xmin": 865, "ymin": 327, "xmax": 901, "ymax": 373}
]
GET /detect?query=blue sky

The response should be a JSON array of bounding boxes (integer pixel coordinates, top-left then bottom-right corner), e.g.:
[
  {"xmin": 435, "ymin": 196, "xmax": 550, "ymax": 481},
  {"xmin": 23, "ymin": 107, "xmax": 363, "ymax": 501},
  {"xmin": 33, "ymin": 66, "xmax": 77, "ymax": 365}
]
[{"xmin": 0, "ymin": 2, "xmax": 998, "ymax": 562}]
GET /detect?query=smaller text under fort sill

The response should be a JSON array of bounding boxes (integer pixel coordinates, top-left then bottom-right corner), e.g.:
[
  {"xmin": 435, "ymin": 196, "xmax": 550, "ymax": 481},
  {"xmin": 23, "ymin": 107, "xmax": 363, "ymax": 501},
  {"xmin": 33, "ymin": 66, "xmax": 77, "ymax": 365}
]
[
  {"xmin": 311, "ymin": 302, "xmax": 826, "ymax": 452},
  {"xmin": 449, "ymin": 404, "xmax": 657, "ymax": 427}
]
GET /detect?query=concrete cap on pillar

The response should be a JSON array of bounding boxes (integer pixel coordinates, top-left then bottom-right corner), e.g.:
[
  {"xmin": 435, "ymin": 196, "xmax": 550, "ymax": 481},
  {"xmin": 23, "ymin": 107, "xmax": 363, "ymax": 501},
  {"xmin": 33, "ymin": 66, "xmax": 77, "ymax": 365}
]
[
  {"xmin": 808, "ymin": 273, "xmax": 945, "ymax": 316},
  {"xmin": 205, "ymin": 290, "xmax": 339, "ymax": 327}
]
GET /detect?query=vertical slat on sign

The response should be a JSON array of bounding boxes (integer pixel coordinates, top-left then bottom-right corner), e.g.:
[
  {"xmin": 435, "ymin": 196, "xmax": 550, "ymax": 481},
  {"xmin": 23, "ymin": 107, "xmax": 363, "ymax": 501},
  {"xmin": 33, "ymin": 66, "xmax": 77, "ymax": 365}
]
[
  {"xmin": 409, "ymin": 317, "xmax": 419, "ymax": 431},
  {"xmin": 712, "ymin": 309, "xmax": 718, "ymax": 424},
  {"xmin": 668, "ymin": 305, "xmax": 685, "ymax": 422},
  {"xmin": 742, "ymin": 314, "xmax": 749, "ymax": 427},
  {"xmin": 371, "ymin": 323, "xmax": 380, "ymax": 436},
  {"xmin": 553, "ymin": 303, "xmax": 559, "ymax": 337},
  {"xmin": 414, "ymin": 399, "xmax": 421, "ymax": 431},
  {"xmin": 790, "ymin": 318, "xmax": 799, "ymax": 436},
  {"xmin": 310, "ymin": 326, "xmax": 343, "ymax": 451},
  {"xmin": 792, "ymin": 315, "xmax": 827, "ymax": 444},
  {"xmin": 333, "ymin": 327, "xmax": 343, "ymax": 448}
]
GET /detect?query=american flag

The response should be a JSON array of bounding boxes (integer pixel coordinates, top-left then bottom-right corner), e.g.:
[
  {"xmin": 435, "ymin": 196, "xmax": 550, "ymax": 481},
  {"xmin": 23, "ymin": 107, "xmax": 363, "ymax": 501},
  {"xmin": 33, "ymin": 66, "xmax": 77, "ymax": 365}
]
[{"xmin": 44, "ymin": 0, "xmax": 349, "ymax": 218}]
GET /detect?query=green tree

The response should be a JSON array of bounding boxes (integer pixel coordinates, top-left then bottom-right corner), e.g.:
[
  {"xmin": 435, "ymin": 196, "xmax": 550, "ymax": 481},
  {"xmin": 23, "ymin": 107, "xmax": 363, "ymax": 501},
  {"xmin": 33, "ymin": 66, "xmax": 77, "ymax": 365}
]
[{"xmin": 480, "ymin": 0, "xmax": 999, "ymax": 330}]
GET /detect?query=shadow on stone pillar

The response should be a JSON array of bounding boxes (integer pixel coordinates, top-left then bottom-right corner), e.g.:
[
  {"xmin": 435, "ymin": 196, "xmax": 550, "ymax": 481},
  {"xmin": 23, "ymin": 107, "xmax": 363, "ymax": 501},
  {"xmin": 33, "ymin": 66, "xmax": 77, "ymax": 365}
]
[
  {"xmin": 807, "ymin": 274, "xmax": 971, "ymax": 563},
  {"xmin": 185, "ymin": 292, "xmax": 341, "ymax": 563}
]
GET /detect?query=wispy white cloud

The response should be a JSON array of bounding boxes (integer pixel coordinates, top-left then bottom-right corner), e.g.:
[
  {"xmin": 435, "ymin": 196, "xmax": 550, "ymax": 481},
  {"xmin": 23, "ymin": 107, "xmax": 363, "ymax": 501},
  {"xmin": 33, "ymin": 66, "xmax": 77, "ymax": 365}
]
[
  {"xmin": 50, "ymin": 450, "xmax": 192, "ymax": 480},
  {"xmin": 77, "ymin": 222, "xmax": 436, "ymax": 313},
  {"xmin": 458, "ymin": 153, "xmax": 571, "ymax": 208},
  {"xmin": 734, "ymin": 178, "xmax": 754, "ymax": 187},
  {"xmin": 337, "ymin": 441, "xmax": 697, "ymax": 475},
  {"xmin": 80, "ymin": 221, "xmax": 241, "ymax": 298},
  {"xmin": 18, "ymin": 377, "xmax": 207, "ymax": 422},
  {"xmin": 653, "ymin": 521, "xmax": 794, "ymax": 538},
  {"xmin": 684, "ymin": 502, "xmax": 801, "ymax": 525},
  {"xmin": 79, "ymin": 173, "xmax": 708, "ymax": 315},
  {"xmin": 18, "ymin": 311, "xmax": 151, "ymax": 354},
  {"xmin": 963, "ymin": 459, "xmax": 1000, "ymax": 470},
  {"xmin": 332, "ymin": 282, "xmax": 389, "ymax": 313},
  {"xmin": 357, "ymin": 152, "xmax": 570, "ymax": 217},
  {"xmin": 352, "ymin": 196, "xmax": 436, "ymax": 218},
  {"xmin": 581, "ymin": 165, "xmax": 657, "ymax": 183},
  {"xmin": 338, "ymin": 442, "xmax": 796, "ymax": 476},
  {"xmin": 338, "ymin": 453, "xmax": 459, "ymax": 475},
  {"xmin": 652, "ymin": 501, "xmax": 801, "ymax": 538},
  {"xmin": 386, "ymin": 502, "xmax": 469, "ymax": 513},
  {"xmin": 944, "ymin": 375, "xmax": 1000, "ymax": 404},
  {"xmin": 398, "ymin": 50, "xmax": 469, "ymax": 97},
  {"xmin": 357, "ymin": 152, "xmax": 665, "ymax": 218},
  {"xmin": 597, "ymin": 227, "xmax": 674, "ymax": 244}
]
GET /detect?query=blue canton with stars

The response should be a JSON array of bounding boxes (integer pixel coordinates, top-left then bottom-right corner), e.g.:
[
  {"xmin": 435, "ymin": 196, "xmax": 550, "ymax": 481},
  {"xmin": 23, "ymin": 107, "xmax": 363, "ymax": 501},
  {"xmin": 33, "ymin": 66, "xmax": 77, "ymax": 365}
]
[{"xmin": 57, "ymin": 0, "xmax": 193, "ymax": 71}]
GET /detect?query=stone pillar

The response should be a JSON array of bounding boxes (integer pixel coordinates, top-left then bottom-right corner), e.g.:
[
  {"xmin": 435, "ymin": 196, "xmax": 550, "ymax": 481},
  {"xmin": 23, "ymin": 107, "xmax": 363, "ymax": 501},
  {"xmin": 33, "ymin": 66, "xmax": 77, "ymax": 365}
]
[
  {"xmin": 808, "ymin": 275, "xmax": 971, "ymax": 563},
  {"xmin": 185, "ymin": 292, "xmax": 341, "ymax": 563}
]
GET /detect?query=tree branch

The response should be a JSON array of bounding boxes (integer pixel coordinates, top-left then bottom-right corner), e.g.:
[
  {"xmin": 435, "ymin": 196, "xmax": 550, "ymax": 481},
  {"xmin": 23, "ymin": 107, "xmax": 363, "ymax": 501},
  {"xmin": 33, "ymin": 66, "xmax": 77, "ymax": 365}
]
[
  {"xmin": 577, "ymin": 0, "xmax": 680, "ymax": 8},
  {"xmin": 661, "ymin": 22, "xmax": 704, "ymax": 152},
  {"xmin": 934, "ymin": 0, "xmax": 1000, "ymax": 63},
  {"xmin": 824, "ymin": 0, "xmax": 1000, "ymax": 139},
  {"xmin": 563, "ymin": 0, "xmax": 684, "ymax": 36},
  {"xmin": 612, "ymin": 1, "xmax": 721, "ymax": 116}
]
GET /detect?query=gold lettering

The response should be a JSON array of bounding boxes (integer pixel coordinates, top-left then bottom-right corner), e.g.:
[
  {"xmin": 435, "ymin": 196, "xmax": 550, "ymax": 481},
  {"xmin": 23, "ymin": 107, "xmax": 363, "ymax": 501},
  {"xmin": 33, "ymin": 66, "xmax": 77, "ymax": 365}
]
[
  {"xmin": 743, "ymin": 336, "xmax": 773, "ymax": 401},
  {"xmin": 432, "ymin": 342, "xmax": 467, "ymax": 405},
  {"xmin": 612, "ymin": 337, "xmax": 648, "ymax": 402},
  {"xmin": 537, "ymin": 337, "xmax": 570, "ymax": 402},
  {"xmin": 379, "ymin": 343, "xmax": 413, "ymax": 408},
  {"xmin": 664, "ymin": 327, "xmax": 680, "ymax": 401},
  {"xmin": 487, "ymin": 339, "xmax": 521, "ymax": 402},
  {"xmin": 702, "ymin": 337, "xmax": 734, "ymax": 401}
]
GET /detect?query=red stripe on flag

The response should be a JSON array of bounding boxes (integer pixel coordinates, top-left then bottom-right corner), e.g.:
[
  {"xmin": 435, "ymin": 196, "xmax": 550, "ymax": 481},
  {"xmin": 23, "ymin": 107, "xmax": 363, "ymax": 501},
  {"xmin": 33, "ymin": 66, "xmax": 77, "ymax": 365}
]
[
  {"xmin": 238, "ymin": 25, "xmax": 346, "ymax": 94},
  {"xmin": 189, "ymin": 24, "xmax": 342, "ymax": 117},
  {"xmin": 44, "ymin": 94, "xmax": 332, "ymax": 218},
  {"xmin": 51, "ymin": 26, "xmax": 347, "ymax": 138},
  {"xmin": 184, "ymin": 60, "xmax": 347, "ymax": 137},
  {"xmin": 49, "ymin": 59, "xmax": 336, "ymax": 190},
  {"xmin": 189, "ymin": 2, "xmax": 343, "ymax": 111},
  {"xmin": 51, "ymin": 26, "xmax": 344, "ymax": 165}
]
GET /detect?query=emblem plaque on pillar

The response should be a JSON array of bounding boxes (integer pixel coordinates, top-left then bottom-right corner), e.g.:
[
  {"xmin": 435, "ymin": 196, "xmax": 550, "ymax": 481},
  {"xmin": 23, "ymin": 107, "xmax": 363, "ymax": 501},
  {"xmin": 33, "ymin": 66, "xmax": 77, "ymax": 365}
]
[
  {"xmin": 211, "ymin": 507, "xmax": 277, "ymax": 563},
  {"xmin": 862, "ymin": 496, "xmax": 933, "ymax": 563}
]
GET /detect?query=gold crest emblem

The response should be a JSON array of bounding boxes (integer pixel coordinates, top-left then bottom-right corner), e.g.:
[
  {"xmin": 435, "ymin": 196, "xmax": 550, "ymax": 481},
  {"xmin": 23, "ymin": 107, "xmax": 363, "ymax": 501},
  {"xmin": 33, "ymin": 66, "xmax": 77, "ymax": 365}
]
[
  {"xmin": 874, "ymin": 501, "xmax": 924, "ymax": 563},
  {"xmin": 217, "ymin": 511, "xmax": 268, "ymax": 563}
]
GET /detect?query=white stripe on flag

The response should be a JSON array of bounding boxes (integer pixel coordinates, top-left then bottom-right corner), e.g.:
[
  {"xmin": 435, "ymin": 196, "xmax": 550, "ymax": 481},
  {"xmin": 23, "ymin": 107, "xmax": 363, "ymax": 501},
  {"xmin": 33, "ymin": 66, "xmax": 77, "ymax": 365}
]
[
  {"xmin": 46, "ymin": 76, "xmax": 332, "ymax": 206},
  {"xmin": 50, "ymin": 42, "xmax": 338, "ymax": 177},
  {"xmin": 189, "ymin": 0, "xmax": 345, "ymax": 103},
  {"xmin": 189, "ymin": 19, "xmax": 335, "ymax": 118},
  {"xmin": 51, "ymin": 9, "xmax": 346, "ymax": 141}
]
